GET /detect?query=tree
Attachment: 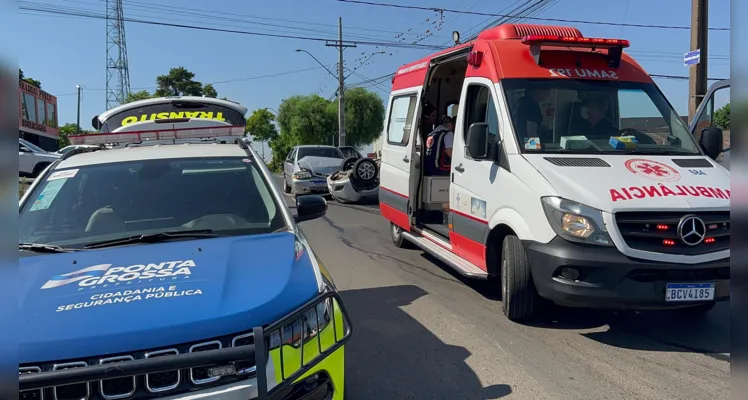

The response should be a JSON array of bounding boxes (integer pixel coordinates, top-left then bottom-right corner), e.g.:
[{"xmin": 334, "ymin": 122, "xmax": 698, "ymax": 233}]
[
  {"xmin": 58, "ymin": 123, "xmax": 93, "ymax": 147},
  {"xmin": 245, "ymin": 108, "xmax": 278, "ymax": 142},
  {"xmin": 19, "ymin": 69, "xmax": 41, "ymax": 88},
  {"xmin": 332, "ymin": 87, "xmax": 385, "ymax": 148},
  {"xmin": 714, "ymin": 103, "xmax": 730, "ymax": 130},
  {"xmin": 276, "ymin": 94, "xmax": 337, "ymax": 146},
  {"xmin": 203, "ymin": 84, "xmax": 218, "ymax": 98},
  {"xmin": 123, "ymin": 90, "xmax": 153, "ymax": 104},
  {"xmin": 154, "ymin": 67, "xmax": 206, "ymax": 97}
]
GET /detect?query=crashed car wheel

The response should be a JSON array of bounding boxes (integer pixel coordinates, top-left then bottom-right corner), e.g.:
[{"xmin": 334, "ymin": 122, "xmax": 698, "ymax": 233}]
[
  {"xmin": 352, "ymin": 158, "xmax": 378, "ymax": 183},
  {"xmin": 340, "ymin": 156, "xmax": 358, "ymax": 172}
]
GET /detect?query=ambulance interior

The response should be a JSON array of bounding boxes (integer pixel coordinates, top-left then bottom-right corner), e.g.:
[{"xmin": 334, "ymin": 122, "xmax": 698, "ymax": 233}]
[{"xmin": 415, "ymin": 55, "xmax": 469, "ymax": 240}]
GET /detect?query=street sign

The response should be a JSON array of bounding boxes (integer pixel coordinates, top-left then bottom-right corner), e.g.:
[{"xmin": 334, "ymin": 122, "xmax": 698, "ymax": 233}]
[{"xmin": 684, "ymin": 49, "xmax": 700, "ymax": 66}]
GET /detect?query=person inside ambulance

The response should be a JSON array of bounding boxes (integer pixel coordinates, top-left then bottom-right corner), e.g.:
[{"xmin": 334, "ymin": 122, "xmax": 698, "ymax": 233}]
[
  {"xmin": 424, "ymin": 115, "xmax": 455, "ymax": 176},
  {"xmin": 513, "ymin": 88, "xmax": 551, "ymax": 140},
  {"xmin": 572, "ymin": 94, "xmax": 620, "ymax": 139},
  {"xmin": 421, "ymin": 102, "xmax": 438, "ymax": 133}
]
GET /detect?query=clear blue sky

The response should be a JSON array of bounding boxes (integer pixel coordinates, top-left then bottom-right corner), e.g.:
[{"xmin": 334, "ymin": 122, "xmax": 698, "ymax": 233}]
[{"xmin": 18, "ymin": 0, "xmax": 730, "ymax": 148}]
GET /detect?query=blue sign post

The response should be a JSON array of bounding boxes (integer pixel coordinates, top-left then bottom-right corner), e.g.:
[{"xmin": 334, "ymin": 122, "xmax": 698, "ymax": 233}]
[{"xmin": 684, "ymin": 49, "xmax": 701, "ymax": 66}]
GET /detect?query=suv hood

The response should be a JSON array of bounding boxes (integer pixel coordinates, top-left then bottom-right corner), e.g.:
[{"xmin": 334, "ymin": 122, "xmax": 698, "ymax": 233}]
[
  {"xmin": 525, "ymin": 155, "xmax": 731, "ymax": 213},
  {"xmin": 37, "ymin": 152, "xmax": 61, "ymax": 159},
  {"xmin": 19, "ymin": 232, "xmax": 320, "ymax": 363},
  {"xmin": 298, "ymin": 156, "xmax": 341, "ymax": 177}
]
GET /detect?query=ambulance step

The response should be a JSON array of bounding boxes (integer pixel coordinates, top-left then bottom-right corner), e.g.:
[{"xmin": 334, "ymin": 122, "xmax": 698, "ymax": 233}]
[{"xmin": 401, "ymin": 231, "xmax": 489, "ymax": 279}]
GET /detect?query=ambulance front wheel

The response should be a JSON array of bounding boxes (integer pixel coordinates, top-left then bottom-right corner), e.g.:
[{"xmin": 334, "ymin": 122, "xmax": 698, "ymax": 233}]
[
  {"xmin": 500, "ymin": 235, "xmax": 539, "ymax": 321},
  {"xmin": 391, "ymin": 223, "xmax": 414, "ymax": 249}
]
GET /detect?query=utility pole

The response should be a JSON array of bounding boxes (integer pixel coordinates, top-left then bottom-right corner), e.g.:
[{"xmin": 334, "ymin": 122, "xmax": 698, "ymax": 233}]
[
  {"xmin": 76, "ymin": 85, "xmax": 81, "ymax": 134},
  {"xmin": 326, "ymin": 17, "xmax": 356, "ymax": 147},
  {"xmin": 688, "ymin": 0, "xmax": 708, "ymax": 120}
]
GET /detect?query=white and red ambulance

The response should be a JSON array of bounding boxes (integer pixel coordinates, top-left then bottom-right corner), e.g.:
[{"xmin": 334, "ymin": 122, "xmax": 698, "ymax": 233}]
[{"xmin": 378, "ymin": 24, "xmax": 730, "ymax": 321}]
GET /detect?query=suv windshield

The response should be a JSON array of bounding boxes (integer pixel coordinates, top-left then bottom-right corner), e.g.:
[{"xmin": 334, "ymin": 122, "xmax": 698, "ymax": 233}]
[
  {"xmin": 297, "ymin": 147, "xmax": 343, "ymax": 159},
  {"xmin": 20, "ymin": 139, "xmax": 46, "ymax": 153},
  {"xmin": 20, "ymin": 156, "xmax": 287, "ymax": 249},
  {"xmin": 503, "ymin": 79, "xmax": 701, "ymax": 155}
]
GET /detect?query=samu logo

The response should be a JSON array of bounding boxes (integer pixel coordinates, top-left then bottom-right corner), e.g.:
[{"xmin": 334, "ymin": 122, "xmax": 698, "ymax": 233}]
[
  {"xmin": 688, "ymin": 169, "xmax": 707, "ymax": 176},
  {"xmin": 41, "ymin": 260, "xmax": 196, "ymax": 289}
]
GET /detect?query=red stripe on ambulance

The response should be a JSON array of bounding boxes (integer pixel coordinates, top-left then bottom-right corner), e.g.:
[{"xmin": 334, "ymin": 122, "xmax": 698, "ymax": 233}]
[{"xmin": 610, "ymin": 184, "xmax": 730, "ymax": 202}]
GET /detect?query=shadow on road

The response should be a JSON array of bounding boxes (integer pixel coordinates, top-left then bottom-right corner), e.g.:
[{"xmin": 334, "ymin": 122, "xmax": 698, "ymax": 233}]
[
  {"xmin": 341, "ymin": 285, "xmax": 512, "ymax": 400},
  {"xmin": 415, "ymin": 252, "xmax": 729, "ymax": 357}
]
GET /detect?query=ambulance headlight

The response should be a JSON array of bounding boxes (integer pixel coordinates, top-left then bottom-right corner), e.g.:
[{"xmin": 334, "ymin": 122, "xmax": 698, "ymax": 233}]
[{"xmin": 541, "ymin": 197, "xmax": 612, "ymax": 246}]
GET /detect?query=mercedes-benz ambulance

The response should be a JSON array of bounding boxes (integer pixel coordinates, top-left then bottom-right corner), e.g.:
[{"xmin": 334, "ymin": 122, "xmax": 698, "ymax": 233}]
[{"xmin": 379, "ymin": 24, "xmax": 730, "ymax": 321}]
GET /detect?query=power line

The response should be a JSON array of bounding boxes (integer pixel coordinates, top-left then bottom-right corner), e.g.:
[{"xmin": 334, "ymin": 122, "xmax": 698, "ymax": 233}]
[
  {"xmin": 335, "ymin": 0, "xmax": 730, "ymax": 31},
  {"xmin": 19, "ymin": 2, "xmax": 448, "ymax": 50}
]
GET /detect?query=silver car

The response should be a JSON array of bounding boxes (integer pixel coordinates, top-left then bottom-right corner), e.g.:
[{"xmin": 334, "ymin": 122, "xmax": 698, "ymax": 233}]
[{"xmin": 282, "ymin": 145, "xmax": 344, "ymax": 197}]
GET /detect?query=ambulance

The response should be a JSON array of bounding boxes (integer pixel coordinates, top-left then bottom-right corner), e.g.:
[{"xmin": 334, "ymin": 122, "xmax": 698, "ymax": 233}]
[{"xmin": 378, "ymin": 24, "xmax": 730, "ymax": 321}]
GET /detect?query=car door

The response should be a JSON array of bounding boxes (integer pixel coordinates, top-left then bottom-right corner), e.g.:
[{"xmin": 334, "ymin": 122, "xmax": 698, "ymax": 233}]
[
  {"xmin": 19, "ymin": 142, "xmax": 34, "ymax": 176},
  {"xmin": 283, "ymin": 148, "xmax": 296, "ymax": 182},
  {"xmin": 380, "ymin": 91, "xmax": 420, "ymax": 230},
  {"xmin": 449, "ymin": 79, "xmax": 505, "ymax": 269},
  {"xmin": 689, "ymin": 80, "xmax": 730, "ymax": 169}
]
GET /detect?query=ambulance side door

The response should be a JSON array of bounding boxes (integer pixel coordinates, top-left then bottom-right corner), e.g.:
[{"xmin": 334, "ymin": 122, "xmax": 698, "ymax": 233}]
[
  {"xmin": 449, "ymin": 79, "xmax": 505, "ymax": 269},
  {"xmin": 380, "ymin": 90, "xmax": 420, "ymax": 230}
]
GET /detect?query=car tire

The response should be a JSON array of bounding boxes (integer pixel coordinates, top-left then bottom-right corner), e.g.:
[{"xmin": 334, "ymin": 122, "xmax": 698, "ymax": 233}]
[
  {"xmin": 31, "ymin": 162, "xmax": 50, "ymax": 178},
  {"xmin": 283, "ymin": 177, "xmax": 292, "ymax": 194},
  {"xmin": 501, "ymin": 235, "xmax": 538, "ymax": 321},
  {"xmin": 391, "ymin": 222, "xmax": 414, "ymax": 249},
  {"xmin": 340, "ymin": 157, "xmax": 358, "ymax": 172},
  {"xmin": 351, "ymin": 158, "xmax": 378, "ymax": 183}
]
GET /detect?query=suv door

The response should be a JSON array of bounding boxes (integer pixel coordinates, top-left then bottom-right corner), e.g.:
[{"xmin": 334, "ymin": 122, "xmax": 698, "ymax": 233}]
[
  {"xmin": 689, "ymin": 79, "xmax": 730, "ymax": 169},
  {"xmin": 19, "ymin": 142, "xmax": 34, "ymax": 176},
  {"xmin": 380, "ymin": 92, "xmax": 419, "ymax": 230}
]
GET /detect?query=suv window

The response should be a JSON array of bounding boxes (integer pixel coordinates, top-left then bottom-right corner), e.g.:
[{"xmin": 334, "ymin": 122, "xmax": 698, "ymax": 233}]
[{"xmin": 19, "ymin": 156, "xmax": 287, "ymax": 249}]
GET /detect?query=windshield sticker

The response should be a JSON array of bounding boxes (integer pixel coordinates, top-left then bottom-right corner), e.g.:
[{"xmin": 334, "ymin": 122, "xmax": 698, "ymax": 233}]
[
  {"xmin": 548, "ymin": 68, "xmax": 619, "ymax": 79},
  {"xmin": 524, "ymin": 137, "xmax": 542, "ymax": 150},
  {"xmin": 41, "ymin": 260, "xmax": 196, "ymax": 290},
  {"xmin": 29, "ymin": 179, "xmax": 68, "ymax": 211},
  {"xmin": 121, "ymin": 112, "xmax": 226, "ymax": 126},
  {"xmin": 688, "ymin": 169, "xmax": 707, "ymax": 176},
  {"xmin": 47, "ymin": 168, "xmax": 78, "ymax": 181},
  {"xmin": 610, "ymin": 184, "xmax": 730, "ymax": 202},
  {"xmin": 55, "ymin": 285, "xmax": 203, "ymax": 312},
  {"xmin": 625, "ymin": 159, "xmax": 681, "ymax": 182}
]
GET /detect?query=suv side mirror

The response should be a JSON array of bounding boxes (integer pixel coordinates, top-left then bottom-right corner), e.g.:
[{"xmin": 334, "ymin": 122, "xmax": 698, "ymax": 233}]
[
  {"xmin": 295, "ymin": 195, "xmax": 327, "ymax": 223},
  {"xmin": 19, "ymin": 147, "xmax": 31, "ymax": 153},
  {"xmin": 699, "ymin": 127, "xmax": 724, "ymax": 160},
  {"xmin": 466, "ymin": 123, "xmax": 489, "ymax": 159}
]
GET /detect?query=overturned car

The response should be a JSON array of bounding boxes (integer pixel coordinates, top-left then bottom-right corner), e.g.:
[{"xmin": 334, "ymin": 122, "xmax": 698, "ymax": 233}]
[{"xmin": 327, "ymin": 155, "xmax": 380, "ymax": 203}]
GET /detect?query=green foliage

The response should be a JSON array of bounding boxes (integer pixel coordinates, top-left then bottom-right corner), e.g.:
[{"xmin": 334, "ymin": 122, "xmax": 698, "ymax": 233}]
[
  {"xmin": 268, "ymin": 88, "xmax": 384, "ymax": 165},
  {"xmin": 58, "ymin": 122, "xmax": 93, "ymax": 147},
  {"xmin": 714, "ymin": 103, "xmax": 730, "ymax": 130},
  {"xmin": 153, "ymin": 67, "xmax": 214, "ymax": 97},
  {"xmin": 123, "ymin": 90, "xmax": 153, "ymax": 104},
  {"xmin": 19, "ymin": 68, "xmax": 41, "ymax": 88},
  {"xmin": 245, "ymin": 108, "xmax": 278, "ymax": 142},
  {"xmin": 203, "ymin": 84, "xmax": 218, "ymax": 98},
  {"xmin": 332, "ymin": 87, "xmax": 385, "ymax": 148}
]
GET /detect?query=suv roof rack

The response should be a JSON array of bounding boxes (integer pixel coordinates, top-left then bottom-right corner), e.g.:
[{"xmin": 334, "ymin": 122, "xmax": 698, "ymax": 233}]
[{"xmin": 67, "ymin": 125, "xmax": 245, "ymax": 146}]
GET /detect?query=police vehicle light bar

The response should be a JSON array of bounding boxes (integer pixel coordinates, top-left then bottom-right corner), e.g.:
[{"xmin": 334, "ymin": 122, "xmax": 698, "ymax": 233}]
[
  {"xmin": 68, "ymin": 125, "xmax": 245, "ymax": 146},
  {"xmin": 521, "ymin": 35, "xmax": 630, "ymax": 68}
]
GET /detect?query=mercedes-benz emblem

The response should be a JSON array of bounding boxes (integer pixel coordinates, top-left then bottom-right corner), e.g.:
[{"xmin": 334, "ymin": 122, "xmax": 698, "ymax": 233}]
[{"xmin": 677, "ymin": 214, "xmax": 707, "ymax": 246}]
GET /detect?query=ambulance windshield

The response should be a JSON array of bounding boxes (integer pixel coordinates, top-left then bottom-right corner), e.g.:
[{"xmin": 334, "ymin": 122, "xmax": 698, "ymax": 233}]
[{"xmin": 503, "ymin": 79, "xmax": 701, "ymax": 155}]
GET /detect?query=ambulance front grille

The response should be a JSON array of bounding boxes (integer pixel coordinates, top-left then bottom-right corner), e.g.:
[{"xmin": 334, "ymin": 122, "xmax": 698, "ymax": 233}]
[
  {"xmin": 19, "ymin": 331, "xmax": 258, "ymax": 400},
  {"xmin": 615, "ymin": 211, "xmax": 730, "ymax": 255}
]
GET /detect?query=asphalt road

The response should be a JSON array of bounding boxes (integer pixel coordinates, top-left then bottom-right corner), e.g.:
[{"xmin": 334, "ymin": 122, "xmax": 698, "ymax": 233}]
[{"xmin": 276, "ymin": 176, "xmax": 730, "ymax": 400}]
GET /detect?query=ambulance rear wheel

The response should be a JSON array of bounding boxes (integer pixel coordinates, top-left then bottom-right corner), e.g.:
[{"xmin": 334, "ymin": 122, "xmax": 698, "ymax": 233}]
[
  {"xmin": 500, "ymin": 235, "xmax": 538, "ymax": 321},
  {"xmin": 391, "ymin": 223, "xmax": 414, "ymax": 249}
]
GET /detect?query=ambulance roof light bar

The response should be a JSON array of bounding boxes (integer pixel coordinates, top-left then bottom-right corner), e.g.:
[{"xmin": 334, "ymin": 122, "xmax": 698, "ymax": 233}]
[
  {"xmin": 521, "ymin": 35, "xmax": 630, "ymax": 68},
  {"xmin": 68, "ymin": 125, "xmax": 245, "ymax": 146}
]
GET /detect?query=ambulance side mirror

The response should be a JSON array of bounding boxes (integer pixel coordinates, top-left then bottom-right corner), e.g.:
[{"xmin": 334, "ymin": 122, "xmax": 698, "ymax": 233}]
[
  {"xmin": 699, "ymin": 127, "xmax": 724, "ymax": 160},
  {"xmin": 466, "ymin": 123, "xmax": 490, "ymax": 159}
]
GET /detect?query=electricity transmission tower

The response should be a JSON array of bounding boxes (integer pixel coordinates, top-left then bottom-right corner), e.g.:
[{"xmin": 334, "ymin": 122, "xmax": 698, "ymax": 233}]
[{"xmin": 105, "ymin": 0, "xmax": 131, "ymax": 109}]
